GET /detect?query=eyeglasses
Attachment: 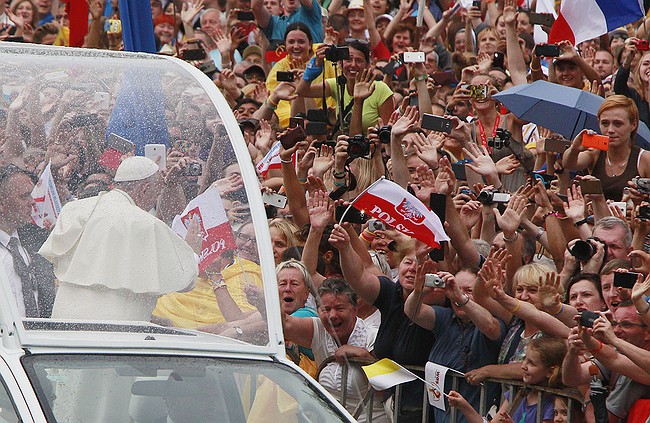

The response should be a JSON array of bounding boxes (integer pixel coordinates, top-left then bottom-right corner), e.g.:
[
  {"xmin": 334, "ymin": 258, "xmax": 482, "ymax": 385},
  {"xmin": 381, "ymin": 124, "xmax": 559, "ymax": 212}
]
[
  {"xmin": 611, "ymin": 320, "xmax": 647, "ymax": 330},
  {"xmin": 237, "ymin": 233, "xmax": 256, "ymax": 244}
]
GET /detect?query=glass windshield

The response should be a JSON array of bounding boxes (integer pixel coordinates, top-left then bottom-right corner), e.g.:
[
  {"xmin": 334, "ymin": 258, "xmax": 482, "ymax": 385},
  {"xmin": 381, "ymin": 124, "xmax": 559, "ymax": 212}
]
[
  {"xmin": 22, "ymin": 354, "xmax": 349, "ymax": 423},
  {"xmin": 0, "ymin": 44, "xmax": 271, "ymax": 347}
]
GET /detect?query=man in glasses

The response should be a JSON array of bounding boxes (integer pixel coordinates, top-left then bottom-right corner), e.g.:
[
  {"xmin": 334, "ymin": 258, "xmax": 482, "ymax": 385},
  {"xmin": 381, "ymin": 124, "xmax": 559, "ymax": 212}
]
[{"xmin": 0, "ymin": 165, "xmax": 56, "ymax": 318}]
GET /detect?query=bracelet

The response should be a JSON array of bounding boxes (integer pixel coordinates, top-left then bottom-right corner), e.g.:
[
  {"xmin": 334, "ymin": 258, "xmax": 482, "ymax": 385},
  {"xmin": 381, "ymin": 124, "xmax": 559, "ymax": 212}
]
[
  {"xmin": 636, "ymin": 300, "xmax": 650, "ymax": 315},
  {"xmin": 333, "ymin": 170, "xmax": 347, "ymax": 179},
  {"xmin": 502, "ymin": 231, "xmax": 518, "ymax": 243},
  {"xmin": 265, "ymin": 98, "xmax": 278, "ymax": 110},
  {"xmin": 574, "ymin": 216, "xmax": 591, "ymax": 227},
  {"xmin": 530, "ymin": 65, "xmax": 541, "ymax": 72},
  {"xmin": 535, "ymin": 227, "xmax": 545, "ymax": 241},
  {"xmin": 280, "ymin": 157, "xmax": 293, "ymax": 164},
  {"xmin": 509, "ymin": 299, "xmax": 521, "ymax": 314},
  {"xmin": 544, "ymin": 211, "xmax": 561, "ymax": 219},
  {"xmin": 551, "ymin": 303, "xmax": 564, "ymax": 316},
  {"xmin": 210, "ymin": 278, "xmax": 228, "ymax": 291},
  {"xmin": 455, "ymin": 294, "xmax": 471, "ymax": 307},
  {"xmin": 333, "ymin": 180, "xmax": 347, "ymax": 187},
  {"xmin": 588, "ymin": 340, "xmax": 603, "ymax": 355},
  {"xmin": 414, "ymin": 74, "xmax": 428, "ymax": 81},
  {"xmin": 298, "ymin": 177, "xmax": 307, "ymax": 182},
  {"xmin": 360, "ymin": 229, "xmax": 376, "ymax": 242}
]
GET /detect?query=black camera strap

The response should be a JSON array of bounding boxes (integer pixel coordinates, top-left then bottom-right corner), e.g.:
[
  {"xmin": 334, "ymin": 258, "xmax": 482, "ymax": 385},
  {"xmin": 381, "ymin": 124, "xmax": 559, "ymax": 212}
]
[
  {"xmin": 329, "ymin": 100, "xmax": 355, "ymax": 138},
  {"xmin": 329, "ymin": 159, "xmax": 357, "ymax": 200}
]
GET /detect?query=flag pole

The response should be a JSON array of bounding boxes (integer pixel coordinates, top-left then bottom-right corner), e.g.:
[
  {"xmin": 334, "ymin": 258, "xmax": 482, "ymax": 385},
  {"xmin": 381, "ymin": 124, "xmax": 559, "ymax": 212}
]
[{"xmin": 337, "ymin": 176, "xmax": 385, "ymax": 226}]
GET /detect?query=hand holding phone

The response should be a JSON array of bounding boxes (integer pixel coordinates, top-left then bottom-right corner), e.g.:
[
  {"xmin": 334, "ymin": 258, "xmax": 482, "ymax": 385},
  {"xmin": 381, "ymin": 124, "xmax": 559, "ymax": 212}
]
[
  {"xmin": 279, "ymin": 126, "xmax": 306, "ymax": 149},
  {"xmin": 581, "ymin": 133, "xmax": 609, "ymax": 151}
]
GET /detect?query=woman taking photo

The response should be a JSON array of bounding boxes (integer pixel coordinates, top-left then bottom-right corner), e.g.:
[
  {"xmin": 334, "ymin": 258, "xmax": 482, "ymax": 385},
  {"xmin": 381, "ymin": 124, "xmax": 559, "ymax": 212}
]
[
  {"xmin": 297, "ymin": 38, "xmax": 394, "ymax": 135},
  {"xmin": 563, "ymin": 95, "xmax": 650, "ymax": 200},
  {"xmin": 614, "ymin": 38, "xmax": 650, "ymax": 128}
]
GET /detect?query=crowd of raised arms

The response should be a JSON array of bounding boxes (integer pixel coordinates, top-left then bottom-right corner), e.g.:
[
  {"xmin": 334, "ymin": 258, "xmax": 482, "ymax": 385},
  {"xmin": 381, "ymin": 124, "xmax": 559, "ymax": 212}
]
[{"xmin": 2, "ymin": 0, "xmax": 650, "ymax": 422}]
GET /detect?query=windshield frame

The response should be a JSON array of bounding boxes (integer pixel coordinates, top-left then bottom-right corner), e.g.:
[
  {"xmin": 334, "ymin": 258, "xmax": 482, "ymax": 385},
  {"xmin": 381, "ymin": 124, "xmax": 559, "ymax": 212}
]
[{"xmin": 0, "ymin": 43, "xmax": 284, "ymax": 358}]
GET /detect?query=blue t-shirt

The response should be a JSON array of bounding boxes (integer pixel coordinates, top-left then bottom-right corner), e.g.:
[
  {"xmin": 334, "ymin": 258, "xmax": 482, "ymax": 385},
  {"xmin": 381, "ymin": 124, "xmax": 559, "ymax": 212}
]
[
  {"xmin": 504, "ymin": 390, "xmax": 555, "ymax": 423},
  {"xmin": 262, "ymin": 1, "xmax": 324, "ymax": 43},
  {"xmin": 292, "ymin": 306, "xmax": 318, "ymax": 360}
]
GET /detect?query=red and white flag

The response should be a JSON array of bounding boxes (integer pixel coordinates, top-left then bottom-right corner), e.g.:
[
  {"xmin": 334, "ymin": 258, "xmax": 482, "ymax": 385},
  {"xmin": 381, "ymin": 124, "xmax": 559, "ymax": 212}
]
[
  {"xmin": 351, "ymin": 178, "xmax": 449, "ymax": 249},
  {"xmin": 31, "ymin": 162, "xmax": 61, "ymax": 229},
  {"xmin": 172, "ymin": 186, "xmax": 237, "ymax": 272},
  {"xmin": 256, "ymin": 141, "xmax": 295, "ymax": 178}
]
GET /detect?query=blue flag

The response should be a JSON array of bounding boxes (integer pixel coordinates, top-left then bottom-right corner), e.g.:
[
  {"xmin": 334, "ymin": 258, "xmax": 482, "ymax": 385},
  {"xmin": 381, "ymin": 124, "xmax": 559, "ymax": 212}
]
[{"xmin": 118, "ymin": 0, "xmax": 156, "ymax": 53}]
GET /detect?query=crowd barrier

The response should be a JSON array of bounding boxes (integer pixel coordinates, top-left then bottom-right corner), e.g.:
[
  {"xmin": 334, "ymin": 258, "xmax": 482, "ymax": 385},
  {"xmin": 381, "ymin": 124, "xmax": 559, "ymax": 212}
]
[{"xmin": 316, "ymin": 358, "xmax": 584, "ymax": 423}]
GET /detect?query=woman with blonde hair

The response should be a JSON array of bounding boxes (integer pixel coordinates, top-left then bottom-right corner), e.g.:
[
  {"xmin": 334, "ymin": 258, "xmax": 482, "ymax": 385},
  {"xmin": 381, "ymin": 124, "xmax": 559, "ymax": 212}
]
[
  {"xmin": 614, "ymin": 38, "xmax": 650, "ymax": 128},
  {"xmin": 268, "ymin": 218, "xmax": 302, "ymax": 265}
]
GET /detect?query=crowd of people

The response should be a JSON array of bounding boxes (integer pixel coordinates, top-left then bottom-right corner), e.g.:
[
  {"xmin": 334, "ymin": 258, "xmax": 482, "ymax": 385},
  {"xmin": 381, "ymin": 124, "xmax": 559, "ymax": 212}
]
[{"xmin": 3, "ymin": 0, "xmax": 650, "ymax": 422}]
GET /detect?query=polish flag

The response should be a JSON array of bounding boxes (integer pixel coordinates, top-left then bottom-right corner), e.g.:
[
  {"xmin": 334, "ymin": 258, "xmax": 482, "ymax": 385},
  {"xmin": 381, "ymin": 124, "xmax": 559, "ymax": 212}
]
[
  {"xmin": 31, "ymin": 162, "xmax": 61, "ymax": 229},
  {"xmin": 549, "ymin": 0, "xmax": 644, "ymax": 46},
  {"xmin": 351, "ymin": 178, "xmax": 449, "ymax": 249},
  {"xmin": 172, "ymin": 186, "xmax": 237, "ymax": 271},
  {"xmin": 256, "ymin": 142, "xmax": 296, "ymax": 178}
]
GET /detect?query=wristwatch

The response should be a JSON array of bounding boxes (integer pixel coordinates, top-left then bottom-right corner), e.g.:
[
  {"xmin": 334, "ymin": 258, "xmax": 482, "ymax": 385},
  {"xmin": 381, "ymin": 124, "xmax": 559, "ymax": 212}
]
[{"xmin": 234, "ymin": 326, "xmax": 244, "ymax": 339}]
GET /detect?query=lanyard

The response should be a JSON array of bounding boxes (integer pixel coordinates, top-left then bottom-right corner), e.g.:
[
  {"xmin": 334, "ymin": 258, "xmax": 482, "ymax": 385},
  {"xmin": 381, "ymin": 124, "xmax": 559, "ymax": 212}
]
[{"xmin": 477, "ymin": 114, "xmax": 500, "ymax": 153}]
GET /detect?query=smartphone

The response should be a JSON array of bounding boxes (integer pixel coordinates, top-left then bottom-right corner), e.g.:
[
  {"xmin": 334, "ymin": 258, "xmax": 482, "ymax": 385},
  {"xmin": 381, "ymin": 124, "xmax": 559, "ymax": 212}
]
[
  {"xmin": 279, "ymin": 125, "xmax": 306, "ymax": 149},
  {"xmin": 528, "ymin": 12, "xmax": 555, "ymax": 26},
  {"xmin": 544, "ymin": 138, "xmax": 571, "ymax": 153},
  {"xmin": 533, "ymin": 172, "xmax": 557, "ymax": 189},
  {"xmin": 465, "ymin": 84, "xmax": 488, "ymax": 99},
  {"xmin": 93, "ymin": 91, "xmax": 110, "ymax": 110},
  {"xmin": 472, "ymin": 0, "xmax": 481, "ymax": 8},
  {"xmin": 579, "ymin": 179, "xmax": 604, "ymax": 195},
  {"xmin": 276, "ymin": 71, "xmax": 295, "ymax": 82},
  {"xmin": 305, "ymin": 122, "xmax": 328, "ymax": 135},
  {"xmin": 535, "ymin": 44, "xmax": 561, "ymax": 57},
  {"xmin": 237, "ymin": 10, "xmax": 255, "ymax": 21},
  {"xmin": 401, "ymin": 51, "xmax": 425, "ymax": 63},
  {"xmin": 449, "ymin": 2, "xmax": 462, "ymax": 16},
  {"xmin": 431, "ymin": 71, "xmax": 456, "ymax": 85},
  {"xmin": 451, "ymin": 162, "xmax": 467, "ymax": 181},
  {"xmin": 262, "ymin": 192, "xmax": 288, "ymax": 208},
  {"xmin": 335, "ymin": 205, "xmax": 368, "ymax": 224},
  {"xmin": 306, "ymin": 108, "xmax": 328, "ymax": 122},
  {"xmin": 579, "ymin": 310, "xmax": 599, "ymax": 328},
  {"xmin": 237, "ymin": 21, "xmax": 257, "ymax": 38},
  {"xmin": 613, "ymin": 271, "xmax": 639, "ymax": 289},
  {"xmin": 382, "ymin": 60, "xmax": 401, "ymax": 75},
  {"xmin": 493, "ymin": 52, "xmax": 505, "ymax": 70},
  {"xmin": 182, "ymin": 48, "xmax": 206, "ymax": 61},
  {"xmin": 421, "ymin": 114, "xmax": 452, "ymax": 133},
  {"xmin": 144, "ymin": 143, "xmax": 167, "ymax": 170},
  {"xmin": 107, "ymin": 133, "xmax": 135, "ymax": 154},
  {"xmin": 104, "ymin": 19, "xmax": 122, "ymax": 34},
  {"xmin": 409, "ymin": 95, "xmax": 419, "ymax": 107},
  {"xmin": 611, "ymin": 201, "xmax": 626, "ymax": 215},
  {"xmin": 582, "ymin": 133, "xmax": 609, "ymax": 151}
]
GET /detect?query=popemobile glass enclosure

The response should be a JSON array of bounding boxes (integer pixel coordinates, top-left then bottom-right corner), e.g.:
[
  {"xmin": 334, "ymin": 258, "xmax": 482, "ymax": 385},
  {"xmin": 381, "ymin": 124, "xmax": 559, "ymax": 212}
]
[{"xmin": 0, "ymin": 43, "xmax": 354, "ymax": 423}]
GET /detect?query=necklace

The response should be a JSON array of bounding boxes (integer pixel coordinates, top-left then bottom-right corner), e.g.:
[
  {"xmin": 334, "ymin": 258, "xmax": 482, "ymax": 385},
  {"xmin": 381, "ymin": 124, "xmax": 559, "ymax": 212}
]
[{"xmin": 606, "ymin": 154, "xmax": 627, "ymax": 177}]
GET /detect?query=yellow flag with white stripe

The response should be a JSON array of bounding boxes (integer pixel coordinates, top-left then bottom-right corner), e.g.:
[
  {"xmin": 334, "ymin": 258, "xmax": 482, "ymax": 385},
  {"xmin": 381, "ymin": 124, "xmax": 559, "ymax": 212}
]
[{"xmin": 361, "ymin": 358, "xmax": 418, "ymax": 391}]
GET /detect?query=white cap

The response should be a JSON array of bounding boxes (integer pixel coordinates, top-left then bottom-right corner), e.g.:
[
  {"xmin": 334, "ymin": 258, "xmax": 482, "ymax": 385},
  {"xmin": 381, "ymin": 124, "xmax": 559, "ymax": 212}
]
[
  {"xmin": 346, "ymin": 0, "xmax": 363, "ymax": 12},
  {"xmin": 114, "ymin": 156, "xmax": 159, "ymax": 182},
  {"xmin": 375, "ymin": 14, "xmax": 393, "ymax": 23}
]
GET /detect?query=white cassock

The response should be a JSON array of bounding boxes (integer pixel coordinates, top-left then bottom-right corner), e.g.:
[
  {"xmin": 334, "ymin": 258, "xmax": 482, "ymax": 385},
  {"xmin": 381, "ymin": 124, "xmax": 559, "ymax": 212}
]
[{"xmin": 39, "ymin": 189, "xmax": 198, "ymax": 321}]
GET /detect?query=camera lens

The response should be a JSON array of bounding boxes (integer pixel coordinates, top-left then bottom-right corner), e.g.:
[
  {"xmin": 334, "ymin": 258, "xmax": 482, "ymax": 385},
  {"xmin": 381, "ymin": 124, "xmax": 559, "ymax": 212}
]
[
  {"xmin": 569, "ymin": 240, "xmax": 596, "ymax": 261},
  {"xmin": 477, "ymin": 190, "xmax": 494, "ymax": 204}
]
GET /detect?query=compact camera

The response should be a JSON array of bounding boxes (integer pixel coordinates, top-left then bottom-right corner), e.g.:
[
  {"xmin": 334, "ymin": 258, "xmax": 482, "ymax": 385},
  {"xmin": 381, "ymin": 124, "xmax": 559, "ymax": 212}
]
[
  {"xmin": 183, "ymin": 162, "xmax": 203, "ymax": 177},
  {"xmin": 425, "ymin": 274, "xmax": 445, "ymax": 288},
  {"xmin": 378, "ymin": 125, "xmax": 392, "ymax": 144},
  {"xmin": 325, "ymin": 45, "xmax": 350, "ymax": 62},
  {"xmin": 488, "ymin": 128, "xmax": 511, "ymax": 149}
]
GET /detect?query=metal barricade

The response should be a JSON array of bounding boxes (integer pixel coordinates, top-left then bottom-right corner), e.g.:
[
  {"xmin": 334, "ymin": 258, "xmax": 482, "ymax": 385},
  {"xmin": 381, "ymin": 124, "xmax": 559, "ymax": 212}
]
[{"xmin": 315, "ymin": 358, "xmax": 585, "ymax": 423}]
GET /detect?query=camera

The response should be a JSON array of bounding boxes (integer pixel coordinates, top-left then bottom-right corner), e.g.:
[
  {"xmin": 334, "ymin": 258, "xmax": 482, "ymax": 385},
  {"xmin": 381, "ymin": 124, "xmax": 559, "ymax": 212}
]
[
  {"xmin": 633, "ymin": 177, "xmax": 650, "ymax": 194},
  {"xmin": 568, "ymin": 237, "xmax": 607, "ymax": 261},
  {"xmin": 198, "ymin": 60, "xmax": 219, "ymax": 79},
  {"xmin": 378, "ymin": 125, "xmax": 392, "ymax": 144},
  {"xmin": 579, "ymin": 310, "xmax": 599, "ymax": 328},
  {"xmin": 184, "ymin": 162, "xmax": 203, "ymax": 177},
  {"xmin": 640, "ymin": 205, "xmax": 650, "ymax": 220},
  {"xmin": 634, "ymin": 39, "xmax": 650, "ymax": 51},
  {"xmin": 325, "ymin": 45, "xmax": 350, "ymax": 62},
  {"xmin": 488, "ymin": 128, "xmax": 511, "ymax": 149},
  {"xmin": 367, "ymin": 219, "xmax": 385, "ymax": 232},
  {"xmin": 400, "ymin": 51, "xmax": 425, "ymax": 63},
  {"xmin": 425, "ymin": 274, "xmax": 445, "ymax": 288},
  {"xmin": 347, "ymin": 134, "xmax": 371, "ymax": 159},
  {"xmin": 477, "ymin": 189, "xmax": 511, "ymax": 205}
]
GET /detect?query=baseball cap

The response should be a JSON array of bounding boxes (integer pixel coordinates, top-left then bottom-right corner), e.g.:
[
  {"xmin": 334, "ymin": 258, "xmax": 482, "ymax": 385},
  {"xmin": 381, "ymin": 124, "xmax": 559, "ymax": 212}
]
[{"xmin": 114, "ymin": 156, "xmax": 160, "ymax": 182}]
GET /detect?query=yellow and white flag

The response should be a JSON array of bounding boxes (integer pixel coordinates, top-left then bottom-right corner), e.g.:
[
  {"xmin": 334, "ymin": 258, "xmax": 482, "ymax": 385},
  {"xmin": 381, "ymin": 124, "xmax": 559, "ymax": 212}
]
[{"xmin": 361, "ymin": 358, "xmax": 418, "ymax": 391}]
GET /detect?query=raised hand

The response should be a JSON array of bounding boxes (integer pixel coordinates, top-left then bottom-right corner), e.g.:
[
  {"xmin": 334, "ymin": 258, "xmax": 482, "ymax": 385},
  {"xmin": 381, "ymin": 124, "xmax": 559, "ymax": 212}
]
[
  {"xmin": 411, "ymin": 164, "xmax": 436, "ymax": 203},
  {"xmin": 308, "ymin": 189, "xmax": 334, "ymax": 230},
  {"xmin": 181, "ymin": 0, "xmax": 205, "ymax": 25},
  {"xmin": 391, "ymin": 106, "xmax": 419, "ymax": 138},
  {"xmin": 412, "ymin": 132, "xmax": 439, "ymax": 168},
  {"xmin": 464, "ymin": 142, "xmax": 498, "ymax": 178},
  {"xmin": 459, "ymin": 200, "xmax": 482, "ymax": 230},
  {"xmin": 353, "ymin": 68, "xmax": 377, "ymax": 102},
  {"xmin": 312, "ymin": 143, "xmax": 334, "ymax": 178},
  {"xmin": 538, "ymin": 272, "xmax": 563, "ymax": 312},
  {"xmin": 495, "ymin": 155, "xmax": 519, "ymax": 174},
  {"xmin": 563, "ymin": 184, "xmax": 585, "ymax": 221}
]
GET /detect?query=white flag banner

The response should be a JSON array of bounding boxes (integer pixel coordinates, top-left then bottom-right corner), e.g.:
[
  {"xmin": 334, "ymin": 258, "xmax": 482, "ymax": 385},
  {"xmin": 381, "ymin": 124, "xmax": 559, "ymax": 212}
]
[
  {"xmin": 172, "ymin": 186, "xmax": 237, "ymax": 271},
  {"xmin": 31, "ymin": 162, "xmax": 61, "ymax": 229},
  {"xmin": 534, "ymin": 0, "xmax": 557, "ymax": 44},
  {"xmin": 425, "ymin": 362, "xmax": 450, "ymax": 410}
]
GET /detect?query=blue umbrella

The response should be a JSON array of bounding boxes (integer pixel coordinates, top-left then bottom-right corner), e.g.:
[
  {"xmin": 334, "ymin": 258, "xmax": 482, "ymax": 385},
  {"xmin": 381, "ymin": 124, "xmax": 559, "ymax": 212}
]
[{"xmin": 493, "ymin": 80, "xmax": 650, "ymax": 149}]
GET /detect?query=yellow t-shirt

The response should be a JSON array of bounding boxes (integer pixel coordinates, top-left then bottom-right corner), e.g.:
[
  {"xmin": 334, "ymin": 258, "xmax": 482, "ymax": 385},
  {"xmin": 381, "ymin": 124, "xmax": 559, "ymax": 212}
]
[
  {"xmin": 266, "ymin": 54, "xmax": 337, "ymax": 128},
  {"xmin": 153, "ymin": 258, "xmax": 263, "ymax": 329},
  {"xmin": 326, "ymin": 78, "xmax": 393, "ymax": 134}
]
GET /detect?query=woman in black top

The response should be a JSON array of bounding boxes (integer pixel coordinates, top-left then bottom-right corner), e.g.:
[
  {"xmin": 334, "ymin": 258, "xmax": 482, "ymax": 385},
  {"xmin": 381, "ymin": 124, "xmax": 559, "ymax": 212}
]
[{"xmin": 613, "ymin": 40, "xmax": 650, "ymax": 129}]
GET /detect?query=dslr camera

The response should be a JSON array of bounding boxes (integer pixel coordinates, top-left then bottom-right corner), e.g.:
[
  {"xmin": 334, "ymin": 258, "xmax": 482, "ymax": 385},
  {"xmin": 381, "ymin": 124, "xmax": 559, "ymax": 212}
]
[
  {"xmin": 347, "ymin": 134, "xmax": 371, "ymax": 159},
  {"xmin": 568, "ymin": 237, "xmax": 607, "ymax": 261},
  {"xmin": 633, "ymin": 177, "xmax": 650, "ymax": 194},
  {"xmin": 325, "ymin": 45, "xmax": 350, "ymax": 62},
  {"xmin": 425, "ymin": 274, "xmax": 445, "ymax": 288},
  {"xmin": 477, "ymin": 189, "xmax": 511, "ymax": 205},
  {"xmin": 488, "ymin": 128, "xmax": 511, "ymax": 149},
  {"xmin": 378, "ymin": 125, "xmax": 392, "ymax": 144}
]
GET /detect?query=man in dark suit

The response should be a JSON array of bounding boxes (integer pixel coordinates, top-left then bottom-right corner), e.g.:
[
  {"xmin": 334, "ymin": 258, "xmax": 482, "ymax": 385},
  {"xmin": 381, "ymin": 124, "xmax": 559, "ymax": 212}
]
[{"xmin": 0, "ymin": 165, "xmax": 56, "ymax": 318}]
